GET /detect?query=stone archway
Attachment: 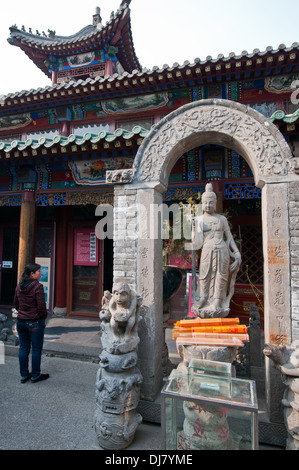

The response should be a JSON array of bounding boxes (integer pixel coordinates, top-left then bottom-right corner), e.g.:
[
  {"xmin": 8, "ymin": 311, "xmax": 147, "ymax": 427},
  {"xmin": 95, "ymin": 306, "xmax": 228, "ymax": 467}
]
[{"xmin": 107, "ymin": 99, "xmax": 299, "ymax": 423}]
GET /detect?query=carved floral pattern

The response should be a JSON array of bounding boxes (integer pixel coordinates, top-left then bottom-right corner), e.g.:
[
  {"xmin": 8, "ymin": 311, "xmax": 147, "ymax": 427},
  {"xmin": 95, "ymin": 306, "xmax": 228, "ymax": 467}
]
[{"xmin": 133, "ymin": 102, "xmax": 294, "ymax": 183}]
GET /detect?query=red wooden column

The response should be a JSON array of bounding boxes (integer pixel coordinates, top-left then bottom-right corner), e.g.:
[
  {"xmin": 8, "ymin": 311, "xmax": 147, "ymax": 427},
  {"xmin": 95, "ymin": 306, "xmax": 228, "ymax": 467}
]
[
  {"xmin": 54, "ymin": 206, "xmax": 68, "ymax": 314},
  {"xmin": 61, "ymin": 121, "xmax": 70, "ymax": 137},
  {"xmin": 17, "ymin": 190, "xmax": 36, "ymax": 282},
  {"xmin": 52, "ymin": 70, "xmax": 58, "ymax": 85},
  {"xmin": 105, "ymin": 60, "xmax": 114, "ymax": 76}
]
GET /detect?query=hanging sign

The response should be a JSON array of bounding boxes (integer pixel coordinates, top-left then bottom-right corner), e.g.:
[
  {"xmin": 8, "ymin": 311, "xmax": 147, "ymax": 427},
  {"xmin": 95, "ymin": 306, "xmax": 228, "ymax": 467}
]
[
  {"xmin": 74, "ymin": 228, "xmax": 98, "ymax": 266},
  {"xmin": 2, "ymin": 261, "xmax": 13, "ymax": 268},
  {"xmin": 35, "ymin": 257, "xmax": 51, "ymax": 310}
]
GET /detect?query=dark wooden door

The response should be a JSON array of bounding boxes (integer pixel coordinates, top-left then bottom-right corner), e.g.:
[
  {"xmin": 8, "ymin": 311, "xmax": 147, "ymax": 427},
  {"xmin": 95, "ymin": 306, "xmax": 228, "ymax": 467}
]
[{"xmin": 0, "ymin": 227, "xmax": 19, "ymax": 306}]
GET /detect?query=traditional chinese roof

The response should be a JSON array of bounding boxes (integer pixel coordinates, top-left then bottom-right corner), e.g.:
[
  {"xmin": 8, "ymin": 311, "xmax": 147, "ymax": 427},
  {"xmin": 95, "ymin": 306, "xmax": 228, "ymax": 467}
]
[
  {"xmin": 1, "ymin": 42, "xmax": 299, "ymax": 115},
  {"xmin": 0, "ymin": 126, "xmax": 149, "ymax": 162},
  {"xmin": 7, "ymin": 1, "xmax": 141, "ymax": 79}
]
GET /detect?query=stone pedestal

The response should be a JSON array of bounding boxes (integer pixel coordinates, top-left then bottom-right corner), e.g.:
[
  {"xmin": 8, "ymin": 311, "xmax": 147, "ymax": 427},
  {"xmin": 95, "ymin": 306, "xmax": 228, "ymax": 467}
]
[
  {"xmin": 182, "ymin": 401, "xmax": 238, "ymax": 450},
  {"xmin": 176, "ymin": 342, "xmax": 240, "ymax": 450},
  {"xmin": 176, "ymin": 344, "xmax": 238, "ymax": 372}
]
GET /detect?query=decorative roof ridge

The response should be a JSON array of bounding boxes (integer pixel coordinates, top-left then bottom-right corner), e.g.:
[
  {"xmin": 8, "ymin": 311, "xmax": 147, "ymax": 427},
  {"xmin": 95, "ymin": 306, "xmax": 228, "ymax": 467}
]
[
  {"xmin": 1, "ymin": 41, "xmax": 298, "ymax": 102},
  {"xmin": 146, "ymin": 42, "xmax": 299, "ymax": 69},
  {"xmin": 0, "ymin": 126, "xmax": 149, "ymax": 154},
  {"xmin": 6, "ymin": 2, "xmax": 140, "ymax": 81},
  {"xmin": 8, "ymin": 2, "xmax": 130, "ymax": 46},
  {"xmin": 8, "ymin": 24, "xmax": 96, "ymax": 44},
  {"xmin": 1, "ymin": 66, "xmax": 146, "ymax": 100}
]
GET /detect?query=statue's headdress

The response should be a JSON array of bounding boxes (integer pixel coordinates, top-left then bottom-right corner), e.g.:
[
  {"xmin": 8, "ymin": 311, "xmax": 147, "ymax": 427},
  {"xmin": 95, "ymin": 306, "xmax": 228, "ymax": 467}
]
[{"xmin": 202, "ymin": 183, "xmax": 217, "ymax": 201}]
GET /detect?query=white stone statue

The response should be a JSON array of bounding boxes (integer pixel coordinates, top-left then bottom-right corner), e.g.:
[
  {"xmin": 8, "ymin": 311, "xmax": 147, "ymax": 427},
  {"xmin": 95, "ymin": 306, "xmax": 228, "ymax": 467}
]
[{"xmin": 192, "ymin": 183, "xmax": 241, "ymax": 318}]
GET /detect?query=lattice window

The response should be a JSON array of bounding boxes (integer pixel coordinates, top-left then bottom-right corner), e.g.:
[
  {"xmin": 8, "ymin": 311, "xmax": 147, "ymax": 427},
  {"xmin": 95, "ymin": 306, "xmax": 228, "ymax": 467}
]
[
  {"xmin": 57, "ymin": 64, "xmax": 105, "ymax": 82},
  {"xmin": 235, "ymin": 225, "xmax": 263, "ymax": 285}
]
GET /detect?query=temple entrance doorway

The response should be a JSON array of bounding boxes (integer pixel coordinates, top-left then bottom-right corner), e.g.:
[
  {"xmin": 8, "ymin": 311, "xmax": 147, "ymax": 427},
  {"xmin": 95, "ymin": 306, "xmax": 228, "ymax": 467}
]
[
  {"xmin": 111, "ymin": 99, "xmax": 296, "ymax": 424},
  {"xmin": 0, "ymin": 225, "xmax": 19, "ymax": 307},
  {"xmin": 164, "ymin": 143, "xmax": 263, "ymax": 328}
]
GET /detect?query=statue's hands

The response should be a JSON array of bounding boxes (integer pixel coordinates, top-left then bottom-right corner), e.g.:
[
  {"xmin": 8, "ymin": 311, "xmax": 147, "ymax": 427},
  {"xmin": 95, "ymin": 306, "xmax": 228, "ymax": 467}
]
[{"xmin": 229, "ymin": 253, "xmax": 241, "ymax": 272}]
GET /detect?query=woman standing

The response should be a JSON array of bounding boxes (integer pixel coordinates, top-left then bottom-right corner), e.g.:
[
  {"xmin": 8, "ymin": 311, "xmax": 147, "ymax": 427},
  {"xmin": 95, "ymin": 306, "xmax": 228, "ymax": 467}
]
[{"xmin": 14, "ymin": 263, "xmax": 49, "ymax": 383}]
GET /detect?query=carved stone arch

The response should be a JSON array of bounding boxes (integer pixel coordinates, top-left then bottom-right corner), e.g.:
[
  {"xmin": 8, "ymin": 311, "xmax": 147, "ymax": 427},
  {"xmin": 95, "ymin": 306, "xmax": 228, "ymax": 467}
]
[
  {"xmin": 109, "ymin": 99, "xmax": 299, "ymax": 428},
  {"xmin": 133, "ymin": 99, "xmax": 295, "ymax": 188}
]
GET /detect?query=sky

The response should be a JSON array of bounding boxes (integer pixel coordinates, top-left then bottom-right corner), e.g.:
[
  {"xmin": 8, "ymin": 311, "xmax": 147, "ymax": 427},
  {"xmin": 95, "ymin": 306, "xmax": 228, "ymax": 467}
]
[{"xmin": 0, "ymin": 0, "xmax": 298, "ymax": 96}]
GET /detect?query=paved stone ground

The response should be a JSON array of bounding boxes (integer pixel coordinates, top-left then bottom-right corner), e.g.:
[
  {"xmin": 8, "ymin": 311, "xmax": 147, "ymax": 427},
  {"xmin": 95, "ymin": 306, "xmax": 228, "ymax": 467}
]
[
  {"xmin": 0, "ymin": 354, "xmax": 162, "ymax": 451},
  {"xmin": 0, "ymin": 316, "xmax": 283, "ymax": 451}
]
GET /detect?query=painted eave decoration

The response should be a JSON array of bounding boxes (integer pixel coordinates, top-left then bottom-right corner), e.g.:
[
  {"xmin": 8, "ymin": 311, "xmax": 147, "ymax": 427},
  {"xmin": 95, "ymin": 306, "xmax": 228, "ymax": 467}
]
[
  {"xmin": 270, "ymin": 108, "xmax": 299, "ymax": 123},
  {"xmin": 1, "ymin": 42, "xmax": 299, "ymax": 114},
  {"xmin": 7, "ymin": 1, "xmax": 141, "ymax": 77},
  {"xmin": 0, "ymin": 126, "xmax": 149, "ymax": 161}
]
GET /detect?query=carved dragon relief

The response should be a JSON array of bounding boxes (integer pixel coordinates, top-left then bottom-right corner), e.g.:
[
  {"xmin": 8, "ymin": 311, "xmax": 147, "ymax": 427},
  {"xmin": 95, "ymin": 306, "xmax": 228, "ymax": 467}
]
[{"xmin": 133, "ymin": 103, "xmax": 294, "ymax": 184}]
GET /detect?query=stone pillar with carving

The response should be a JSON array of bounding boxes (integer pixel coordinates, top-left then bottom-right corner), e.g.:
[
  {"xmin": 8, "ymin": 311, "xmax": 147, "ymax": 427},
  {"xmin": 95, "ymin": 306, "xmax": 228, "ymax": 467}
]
[
  {"xmin": 262, "ymin": 183, "xmax": 292, "ymax": 423},
  {"xmin": 106, "ymin": 167, "xmax": 165, "ymax": 404},
  {"xmin": 136, "ymin": 186, "xmax": 164, "ymax": 400},
  {"xmin": 94, "ymin": 283, "xmax": 143, "ymax": 450},
  {"xmin": 264, "ymin": 341, "xmax": 299, "ymax": 450}
]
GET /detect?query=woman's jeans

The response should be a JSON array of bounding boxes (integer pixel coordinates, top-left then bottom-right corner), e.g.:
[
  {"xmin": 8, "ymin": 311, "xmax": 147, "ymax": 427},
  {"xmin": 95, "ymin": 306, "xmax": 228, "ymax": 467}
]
[{"xmin": 17, "ymin": 319, "xmax": 45, "ymax": 380}]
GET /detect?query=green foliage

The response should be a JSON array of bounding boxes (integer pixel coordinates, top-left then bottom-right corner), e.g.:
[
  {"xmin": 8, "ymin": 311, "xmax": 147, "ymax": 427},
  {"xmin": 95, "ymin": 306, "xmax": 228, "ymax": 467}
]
[{"xmin": 163, "ymin": 193, "xmax": 201, "ymax": 265}]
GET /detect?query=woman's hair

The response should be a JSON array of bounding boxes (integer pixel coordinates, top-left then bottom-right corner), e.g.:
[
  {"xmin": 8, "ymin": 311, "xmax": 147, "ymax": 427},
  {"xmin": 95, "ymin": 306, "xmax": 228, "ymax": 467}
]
[{"xmin": 20, "ymin": 263, "xmax": 41, "ymax": 288}]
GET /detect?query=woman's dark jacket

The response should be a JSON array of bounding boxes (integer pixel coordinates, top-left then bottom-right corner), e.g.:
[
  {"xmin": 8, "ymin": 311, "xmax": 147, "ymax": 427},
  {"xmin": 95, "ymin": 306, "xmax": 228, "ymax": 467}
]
[{"xmin": 14, "ymin": 279, "xmax": 47, "ymax": 321}]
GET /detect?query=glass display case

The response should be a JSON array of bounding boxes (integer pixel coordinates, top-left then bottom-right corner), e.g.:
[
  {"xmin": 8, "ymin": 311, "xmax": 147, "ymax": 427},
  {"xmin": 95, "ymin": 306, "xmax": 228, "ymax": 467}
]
[
  {"xmin": 161, "ymin": 363, "xmax": 258, "ymax": 450},
  {"xmin": 188, "ymin": 359, "xmax": 232, "ymax": 399}
]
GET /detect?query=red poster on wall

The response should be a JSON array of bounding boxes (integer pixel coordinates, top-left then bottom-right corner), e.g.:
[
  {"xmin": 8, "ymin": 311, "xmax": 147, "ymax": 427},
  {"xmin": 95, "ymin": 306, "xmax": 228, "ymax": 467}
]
[{"xmin": 74, "ymin": 228, "xmax": 98, "ymax": 266}]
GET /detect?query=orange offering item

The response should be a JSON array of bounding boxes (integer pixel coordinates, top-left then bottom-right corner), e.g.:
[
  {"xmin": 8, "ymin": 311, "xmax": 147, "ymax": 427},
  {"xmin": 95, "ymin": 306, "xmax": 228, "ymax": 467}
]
[
  {"xmin": 175, "ymin": 318, "xmax": 240, "ymax": 328},
  {"xmin": 172, "ymin": 324, "xmax": 247, "ymax": 340},
  {"xmin": 172, "ymin": 317, "xmax": 249, "ymax": 347},
  {"xmin": 176, "ymin": 336, "xmax": 244, "ymax": 347},
  {"xmin": 178, "ymin": 332, "xmax": 249, "ymax": 342}
]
